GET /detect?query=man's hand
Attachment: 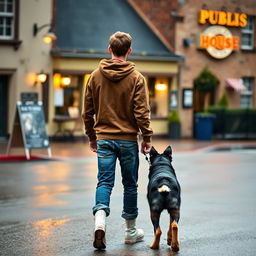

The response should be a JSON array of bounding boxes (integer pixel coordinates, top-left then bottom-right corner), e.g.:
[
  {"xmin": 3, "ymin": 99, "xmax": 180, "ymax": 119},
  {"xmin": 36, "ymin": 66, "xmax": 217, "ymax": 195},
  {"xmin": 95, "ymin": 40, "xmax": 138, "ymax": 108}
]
[
  {"xmin": 141, "ymin": 141, "xmax": 151, "ymax": 154},
  {"xmin": 89, "ymin": 140, "xmax": 97, "ymax": 152}
]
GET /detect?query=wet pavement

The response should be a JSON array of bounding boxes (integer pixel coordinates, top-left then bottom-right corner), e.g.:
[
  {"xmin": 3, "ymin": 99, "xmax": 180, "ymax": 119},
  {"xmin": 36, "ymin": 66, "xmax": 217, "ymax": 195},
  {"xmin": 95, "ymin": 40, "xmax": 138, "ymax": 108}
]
[
  {"xmin": 1, "ymin": 138, "xmax": 256, "ymax": 157},
  {"xmin": 1, "ymin": 142, "xmax": 256, "ymax": 255}
]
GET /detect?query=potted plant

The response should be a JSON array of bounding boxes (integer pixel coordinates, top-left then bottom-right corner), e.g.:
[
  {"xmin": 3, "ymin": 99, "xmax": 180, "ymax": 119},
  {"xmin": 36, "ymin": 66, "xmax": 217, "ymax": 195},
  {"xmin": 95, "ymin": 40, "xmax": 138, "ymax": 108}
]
[
  {"xmin": 194, "ymin": 66, "xmax": 219, "ymax": 111},
  {"xmin": 217, "ymin": 91, "xmax": 229, "ymax": 108},
  {"xmin": 194, "ymin": 67, "xmax": 219, "ymax": 140},
  {"xmin": 168, "ymin": 110, "xmax": 181, "ymax": 139}
]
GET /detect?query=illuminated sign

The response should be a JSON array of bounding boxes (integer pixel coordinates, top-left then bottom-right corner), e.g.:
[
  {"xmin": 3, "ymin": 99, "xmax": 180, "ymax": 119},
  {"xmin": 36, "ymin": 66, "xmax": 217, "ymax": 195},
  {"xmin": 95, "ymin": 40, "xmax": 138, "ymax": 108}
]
[
  {"xmin": 198, "ymin": 26, "xmax": 239, "ymax": 59},
  {"xmin": 199, "ymin": 9, "xmax": 247, "ymax": 27}
]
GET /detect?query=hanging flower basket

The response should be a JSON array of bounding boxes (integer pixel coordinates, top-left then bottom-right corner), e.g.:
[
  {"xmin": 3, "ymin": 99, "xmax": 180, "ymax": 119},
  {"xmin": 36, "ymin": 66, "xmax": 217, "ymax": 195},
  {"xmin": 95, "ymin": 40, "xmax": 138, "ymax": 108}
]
[{"xmin": 194, "ymin": 67, "xmax": 219, "ymax": 93}]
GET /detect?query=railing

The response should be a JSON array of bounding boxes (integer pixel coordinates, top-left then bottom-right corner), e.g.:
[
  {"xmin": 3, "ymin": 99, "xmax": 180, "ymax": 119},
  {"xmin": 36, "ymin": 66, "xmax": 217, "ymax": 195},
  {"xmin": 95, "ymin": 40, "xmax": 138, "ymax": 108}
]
[{"xmin": 207, "ymin": 107, "xmax": 256, "ymax": 139}]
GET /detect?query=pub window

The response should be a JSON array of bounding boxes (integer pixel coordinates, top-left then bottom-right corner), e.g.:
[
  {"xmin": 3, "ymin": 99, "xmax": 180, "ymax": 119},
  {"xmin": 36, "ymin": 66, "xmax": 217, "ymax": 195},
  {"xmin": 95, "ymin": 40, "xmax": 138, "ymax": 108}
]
[
  {"xmin": 241, "ymin": 16, "xmax": 254, "ymax": 50},
  {"xmin": 54, "ymin": 75, "xmax": 85, "ymax": 117},
  {"xmin": 0, "ymin": 0, "xmax": 15, "ymax": 40},
  {"xmin": 147, "ymin": 77, "xmax": 171, "ymax": 118},
  {"xmin": 240, "ymin": 77, "xmax": 254, "ymax": 108}
]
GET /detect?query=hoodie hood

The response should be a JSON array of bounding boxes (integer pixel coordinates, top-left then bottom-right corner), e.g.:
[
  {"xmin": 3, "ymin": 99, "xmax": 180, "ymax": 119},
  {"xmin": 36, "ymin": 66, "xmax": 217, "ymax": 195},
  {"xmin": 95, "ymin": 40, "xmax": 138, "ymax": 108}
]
[{"xmin": 99, "ymin": 59, "xmax": 135, "ymax": 82}]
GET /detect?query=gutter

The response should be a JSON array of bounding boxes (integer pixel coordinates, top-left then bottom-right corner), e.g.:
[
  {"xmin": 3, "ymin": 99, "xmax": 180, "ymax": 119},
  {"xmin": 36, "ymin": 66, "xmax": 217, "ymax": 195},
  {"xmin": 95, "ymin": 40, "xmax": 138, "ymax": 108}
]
[{"xmin": 51, "ymin": 49, "xmax": 184, "ymax": 62}]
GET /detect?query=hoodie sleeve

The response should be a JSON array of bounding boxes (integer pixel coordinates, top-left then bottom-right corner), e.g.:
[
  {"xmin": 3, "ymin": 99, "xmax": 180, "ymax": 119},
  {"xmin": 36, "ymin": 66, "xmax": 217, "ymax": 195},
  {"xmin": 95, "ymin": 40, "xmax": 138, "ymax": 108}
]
[
  {"xmin": 133, "ymin": 76, "xmax": 153, "ymax": 142},
  {"xmin": 81, "ymin": 76, "xmax": 97, "ymax": 141}
]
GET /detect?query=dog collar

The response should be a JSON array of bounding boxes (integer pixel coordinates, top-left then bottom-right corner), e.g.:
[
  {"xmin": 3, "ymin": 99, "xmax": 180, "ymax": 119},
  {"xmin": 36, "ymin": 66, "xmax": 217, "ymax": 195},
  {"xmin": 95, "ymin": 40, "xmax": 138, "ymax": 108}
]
[{"xmin": 150, "ymin": 162, "xmax": 173, "ymax": 170}]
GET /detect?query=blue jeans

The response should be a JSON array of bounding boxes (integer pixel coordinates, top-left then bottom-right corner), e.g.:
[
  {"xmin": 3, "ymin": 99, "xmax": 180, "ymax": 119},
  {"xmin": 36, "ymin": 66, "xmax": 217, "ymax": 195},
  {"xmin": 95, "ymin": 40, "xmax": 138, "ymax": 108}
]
[{"xmin": 92, "ymin": 139, "xmax": 139, "ymax": 220}]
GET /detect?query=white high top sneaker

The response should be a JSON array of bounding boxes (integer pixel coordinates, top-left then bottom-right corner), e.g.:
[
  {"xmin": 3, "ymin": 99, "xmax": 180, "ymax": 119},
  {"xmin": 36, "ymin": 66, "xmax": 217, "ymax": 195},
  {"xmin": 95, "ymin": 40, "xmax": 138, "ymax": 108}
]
[
  {"xmin": 93, "ymin": 210, "xmax": 106, "ymax": 249},
  {"xmin": 124, "ymin": 219, "xmax": 144, "ymax": 244}
]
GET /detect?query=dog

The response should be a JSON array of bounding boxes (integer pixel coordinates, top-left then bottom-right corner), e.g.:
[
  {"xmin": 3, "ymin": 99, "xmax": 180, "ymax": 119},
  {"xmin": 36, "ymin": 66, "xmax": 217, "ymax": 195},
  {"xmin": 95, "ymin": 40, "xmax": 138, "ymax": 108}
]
[{"xmin": 147, "ymin": 146, "xmax": 181, "ymax": 251}]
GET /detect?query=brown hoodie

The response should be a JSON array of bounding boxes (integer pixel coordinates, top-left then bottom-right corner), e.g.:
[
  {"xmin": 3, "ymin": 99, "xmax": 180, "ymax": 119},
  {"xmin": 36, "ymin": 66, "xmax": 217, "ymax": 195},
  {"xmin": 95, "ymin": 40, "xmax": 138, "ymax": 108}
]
[{"xmin": 82, "ymin": 59, "xmax": 153, "ymax": 142}]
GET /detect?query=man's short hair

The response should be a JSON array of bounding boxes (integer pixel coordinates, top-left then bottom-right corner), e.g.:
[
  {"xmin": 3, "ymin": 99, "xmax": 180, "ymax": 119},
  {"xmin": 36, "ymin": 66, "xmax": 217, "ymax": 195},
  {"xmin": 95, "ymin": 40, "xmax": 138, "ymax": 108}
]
[{"xmin": 109, "ymin": 31, "xmax": 132, "ymax": 57}]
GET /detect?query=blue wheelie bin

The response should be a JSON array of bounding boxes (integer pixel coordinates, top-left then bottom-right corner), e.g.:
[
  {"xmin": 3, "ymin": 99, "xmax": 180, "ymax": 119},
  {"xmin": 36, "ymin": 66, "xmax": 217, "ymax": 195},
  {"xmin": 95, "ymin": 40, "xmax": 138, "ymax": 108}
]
[{"xmin": 195, "ymin": 113, "xmax": 215, "ymax": 140}]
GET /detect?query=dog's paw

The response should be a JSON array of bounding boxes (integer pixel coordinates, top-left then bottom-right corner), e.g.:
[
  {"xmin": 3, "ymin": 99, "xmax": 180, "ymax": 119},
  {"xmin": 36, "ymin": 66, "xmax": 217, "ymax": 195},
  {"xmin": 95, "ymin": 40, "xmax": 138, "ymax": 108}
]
[
  {"xmin": 150, "ymin": 243, "xmax": 159, "ymax": 250},
  {"xmin": 171, "ymin": 242, "xmax": 180, "ymax": 252},
  {"xmin": 167, "ymin": 238, "xmax": 172, "ymax": 246}
]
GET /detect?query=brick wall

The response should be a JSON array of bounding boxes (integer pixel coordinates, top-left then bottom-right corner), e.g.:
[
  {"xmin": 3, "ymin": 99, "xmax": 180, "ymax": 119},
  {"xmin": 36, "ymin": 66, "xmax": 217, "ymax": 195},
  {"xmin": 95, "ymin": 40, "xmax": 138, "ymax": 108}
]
[{"xmin": 131, "ymin": 0, "xmax": 179, "ymax": 48}]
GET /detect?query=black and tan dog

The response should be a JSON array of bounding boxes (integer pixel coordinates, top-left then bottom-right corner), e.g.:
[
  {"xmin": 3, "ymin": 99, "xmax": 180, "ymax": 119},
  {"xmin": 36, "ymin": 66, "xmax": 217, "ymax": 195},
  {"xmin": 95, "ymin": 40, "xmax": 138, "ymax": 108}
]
[{"xmin": 147, "ymin": 146, "xmax": 181, "ymax": 251}]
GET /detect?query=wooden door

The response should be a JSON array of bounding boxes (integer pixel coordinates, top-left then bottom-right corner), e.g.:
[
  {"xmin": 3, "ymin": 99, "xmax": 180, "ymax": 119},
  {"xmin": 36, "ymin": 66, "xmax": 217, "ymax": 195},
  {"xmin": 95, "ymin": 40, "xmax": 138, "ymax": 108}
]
[{"xmin": 0, "ymin": 75, "xmax": 9, "ymax": 138}]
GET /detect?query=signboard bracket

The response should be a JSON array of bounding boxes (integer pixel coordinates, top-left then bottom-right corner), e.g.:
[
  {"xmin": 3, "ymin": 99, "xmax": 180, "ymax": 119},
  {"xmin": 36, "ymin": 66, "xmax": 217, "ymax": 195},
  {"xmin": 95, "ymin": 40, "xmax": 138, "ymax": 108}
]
[
  {"xmin": 47, "ymin": 148, "xmax": 52, "ymax": 158},
  {"xmin": 25, "ymin": 148, "xmax": 30, "ymax": 160}
]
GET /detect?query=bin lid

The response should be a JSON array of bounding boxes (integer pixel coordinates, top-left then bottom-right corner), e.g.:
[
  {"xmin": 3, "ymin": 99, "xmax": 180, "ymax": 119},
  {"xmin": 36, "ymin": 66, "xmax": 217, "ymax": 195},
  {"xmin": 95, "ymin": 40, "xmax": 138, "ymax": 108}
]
[{"xmin": 195, "ymin": 113, "xmax": 216, "ymax": 118}]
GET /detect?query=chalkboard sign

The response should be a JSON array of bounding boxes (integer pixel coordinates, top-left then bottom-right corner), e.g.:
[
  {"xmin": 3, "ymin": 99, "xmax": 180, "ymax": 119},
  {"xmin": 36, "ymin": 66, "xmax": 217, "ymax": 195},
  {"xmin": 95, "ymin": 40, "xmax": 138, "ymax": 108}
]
[
  {"xmin": 17, "ymin": 102, "xmax": 49, "ymax": 149},
  {"xmin": 7, "ymin": 101, "xmax": 51, "ymax": 159}
]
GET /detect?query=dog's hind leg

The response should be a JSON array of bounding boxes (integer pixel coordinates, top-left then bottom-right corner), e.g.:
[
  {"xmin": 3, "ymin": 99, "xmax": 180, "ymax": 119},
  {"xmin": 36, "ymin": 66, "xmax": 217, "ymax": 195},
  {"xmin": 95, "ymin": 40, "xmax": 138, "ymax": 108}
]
[
  {"xmin": 167, "ymin": 209, "xmax": 180, "ymax": 252},
  {"xmin": 167, "ymin": 215, "xmax": 173, "ymax": 246},
  {"xmin": 149, "ymin": 211, "xmax": 162, "ymax": 249},
  {"xmin": 171, "ymin": 220, "xmax": 179, "ymax": 252}
]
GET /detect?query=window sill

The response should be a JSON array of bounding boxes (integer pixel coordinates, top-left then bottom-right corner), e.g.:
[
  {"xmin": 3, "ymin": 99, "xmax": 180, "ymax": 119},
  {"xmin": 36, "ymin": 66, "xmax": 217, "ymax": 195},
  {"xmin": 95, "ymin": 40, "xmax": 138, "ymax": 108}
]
[
  {"xmin": 240, "ymin": 48, "xmax": 256, "ymax": 53},
  {"xmin": 0, "ymin": 39, "xmax": 22, "ymax": 50}
]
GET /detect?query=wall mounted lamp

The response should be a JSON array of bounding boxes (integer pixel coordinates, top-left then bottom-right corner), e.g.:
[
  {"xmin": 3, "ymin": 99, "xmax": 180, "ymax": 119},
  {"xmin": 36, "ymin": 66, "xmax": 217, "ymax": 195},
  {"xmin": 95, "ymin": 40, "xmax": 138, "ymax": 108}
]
[
  {"xmin": 61, "ymin": 76, "xmax": 71, "ymax": 87},
  {"xmin": 33, "ymin": 23, "xmax": 57, "ymax": 44},
  {"xmin": 183, "ymin": 38, "xmax": 192, "ymax": 47},
  {"xmin": 34, "ymin": 71, "xmax": 47, "ymax": 86},
  {"xmin": 53, "ymin": 73, "xmax": 71, "ymax": 89},
  {"xmin": 155, "ymin": 83, "xmax": 167, "ymax": 91}
]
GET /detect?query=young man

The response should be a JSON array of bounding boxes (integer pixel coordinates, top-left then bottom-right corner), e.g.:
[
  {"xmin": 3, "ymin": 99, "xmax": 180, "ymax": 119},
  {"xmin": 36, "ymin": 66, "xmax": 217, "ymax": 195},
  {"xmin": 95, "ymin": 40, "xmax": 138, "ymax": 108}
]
[{"xmin": 82, "ymin": 31, "xmax": 153, "ymax": 249}]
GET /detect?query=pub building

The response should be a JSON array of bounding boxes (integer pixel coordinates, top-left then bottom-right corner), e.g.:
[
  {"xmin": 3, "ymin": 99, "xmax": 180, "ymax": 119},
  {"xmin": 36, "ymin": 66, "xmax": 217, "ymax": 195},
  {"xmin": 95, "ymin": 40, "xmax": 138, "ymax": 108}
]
[
  {"xmin": 175, "ymin": 0, "xmax": 256, "ymax": 137},
  {"xmin": 50, "ymin": 0, "xmax": 182, "ymax": 138},
  {"xmin": 0, "ymin": 0, "xmax": 255, "ymax": 141},
  {"xmin": 0, "ymin": 0, "xmax": 182, "ymax": 141},
  {"xmin": 132, "ymin": 0, "xmax": 256, "ymax": 138}
]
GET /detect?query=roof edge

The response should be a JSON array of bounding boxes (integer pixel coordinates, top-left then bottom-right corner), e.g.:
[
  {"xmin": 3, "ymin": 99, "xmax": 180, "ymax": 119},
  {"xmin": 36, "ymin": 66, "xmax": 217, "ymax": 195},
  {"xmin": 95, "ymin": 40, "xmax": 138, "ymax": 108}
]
[{"xmin": 51, "ymin": 49, "xmax": 184, "ymax": 62}]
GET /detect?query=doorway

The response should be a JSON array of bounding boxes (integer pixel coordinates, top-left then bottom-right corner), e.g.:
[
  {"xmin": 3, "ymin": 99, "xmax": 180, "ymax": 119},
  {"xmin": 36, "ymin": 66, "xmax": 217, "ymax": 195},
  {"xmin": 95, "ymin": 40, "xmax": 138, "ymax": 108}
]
[
  {"xmin": 192, "ymin": 84, "xmax": 216, "ymax": 137},
  {"xmin": 193, "ymin": 89, "xmax": 216, "ymax": 113},
  {"xmin": 0, "ymin": 75, "xmax": 9, "ymax": 139}
]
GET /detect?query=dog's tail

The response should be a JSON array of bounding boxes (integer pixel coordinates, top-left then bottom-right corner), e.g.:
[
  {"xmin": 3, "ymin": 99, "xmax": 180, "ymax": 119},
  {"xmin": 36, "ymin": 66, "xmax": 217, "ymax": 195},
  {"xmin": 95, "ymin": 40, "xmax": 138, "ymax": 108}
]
[{"xmin": 158, "ymin": 185, "xmax": 170, "ymax": 195}]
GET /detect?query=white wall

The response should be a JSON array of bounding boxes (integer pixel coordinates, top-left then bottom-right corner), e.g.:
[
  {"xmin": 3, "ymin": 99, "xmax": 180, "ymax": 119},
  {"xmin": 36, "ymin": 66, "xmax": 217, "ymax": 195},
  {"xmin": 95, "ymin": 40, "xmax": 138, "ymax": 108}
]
[{"xmin": 0, "ymin": 0, "xmax": 53, "ymax": 134}]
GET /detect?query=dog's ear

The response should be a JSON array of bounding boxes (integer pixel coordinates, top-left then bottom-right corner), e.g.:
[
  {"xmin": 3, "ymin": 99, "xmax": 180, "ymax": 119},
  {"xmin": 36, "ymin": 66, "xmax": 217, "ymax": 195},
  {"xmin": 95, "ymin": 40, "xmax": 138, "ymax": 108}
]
[
  {"xmin": 163, "ymin": 146, "xmax": 172, "ymax": 158},
  {"xmin": 150, "ymin": 146, "xmax": 158, "ymax": 157}
]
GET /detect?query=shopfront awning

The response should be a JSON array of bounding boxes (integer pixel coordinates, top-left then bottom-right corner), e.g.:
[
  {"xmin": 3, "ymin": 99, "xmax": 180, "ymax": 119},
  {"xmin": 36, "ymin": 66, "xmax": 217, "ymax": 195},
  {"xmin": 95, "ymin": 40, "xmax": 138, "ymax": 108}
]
[{"xmin": 225, "ymin": 79, "xmax": 246, "ymax": 92}]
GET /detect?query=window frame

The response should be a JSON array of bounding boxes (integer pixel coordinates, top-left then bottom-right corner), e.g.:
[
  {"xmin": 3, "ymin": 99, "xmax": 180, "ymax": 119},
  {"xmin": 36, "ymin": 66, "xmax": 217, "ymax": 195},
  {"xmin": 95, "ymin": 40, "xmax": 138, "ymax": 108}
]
[
  {"xmin": 241, "ymin": 16, "xmax": 255, "ymax": 50},
  {"xmin": 146, "ymin": 76, "xmax": 171, "ymax": 119},
  {"xmin": 240, "ymin": 77, "xmax": 254, "ymax": 108},
  {"xmin": 0, "ymin": 0, "xmax": 15, "ymax": 39},
  {"xmin": 0, "ymin": 0, "xmax": 21, "ymax": 49},
  {"xmin": 54, "ymin": 74, "xmax": 84, "ymax": 116}
]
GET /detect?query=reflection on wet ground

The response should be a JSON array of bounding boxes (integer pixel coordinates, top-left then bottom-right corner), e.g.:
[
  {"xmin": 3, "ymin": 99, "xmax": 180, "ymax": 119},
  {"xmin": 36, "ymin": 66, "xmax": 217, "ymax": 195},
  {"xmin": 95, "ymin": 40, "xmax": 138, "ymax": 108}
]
[
  {"xmin": 33, "ymin": 218, "xmax": 71, "ymax": 238},
  {"xmin": 1, "ymin": 150, "xmax": 256, "ymax": 256}
]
